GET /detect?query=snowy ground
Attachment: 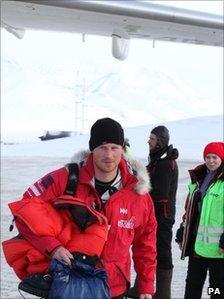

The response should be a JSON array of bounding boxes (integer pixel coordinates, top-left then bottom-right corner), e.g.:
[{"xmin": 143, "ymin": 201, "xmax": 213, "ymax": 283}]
[{"xmin": 1, "ymin": 156, "xmax": 210, "ymax": 299}]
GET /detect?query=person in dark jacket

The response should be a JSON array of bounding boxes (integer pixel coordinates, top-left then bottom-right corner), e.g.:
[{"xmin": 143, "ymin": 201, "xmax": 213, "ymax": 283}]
[
  {"xmin": 176, "ymin": 142, "xmax": 224, "ymax": 299},
  {"xmin": 128, "ymin": 125, "xmax": 178, "ymax": 299}
]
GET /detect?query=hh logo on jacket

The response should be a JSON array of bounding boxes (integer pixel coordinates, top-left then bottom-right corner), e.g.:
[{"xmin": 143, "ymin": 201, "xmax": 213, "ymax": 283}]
[{"xmin": 120, "ymin": 208, "xmax": 128, "ymax": 214}]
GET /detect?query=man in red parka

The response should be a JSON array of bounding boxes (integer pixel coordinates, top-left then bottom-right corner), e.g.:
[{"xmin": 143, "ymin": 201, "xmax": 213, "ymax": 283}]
[{"xmin": 4, "ymin": 118, "xmax": 157, "ymax": 299}]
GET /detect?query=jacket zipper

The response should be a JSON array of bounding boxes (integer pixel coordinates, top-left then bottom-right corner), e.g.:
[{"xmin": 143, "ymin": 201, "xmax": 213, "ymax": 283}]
[{"xmin": 181, "ymin": 186, "xmax": 198, "ymax": 260}]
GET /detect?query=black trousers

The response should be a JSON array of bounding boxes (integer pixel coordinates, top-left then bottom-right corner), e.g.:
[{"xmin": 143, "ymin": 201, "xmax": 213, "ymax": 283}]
[
  {"xmin": 157, "ymin": 222, "xmax": 173, "ymax": 269},
  {"xmin": 184, "ymin": 256, "xmax": 224, "ymax": 299}
]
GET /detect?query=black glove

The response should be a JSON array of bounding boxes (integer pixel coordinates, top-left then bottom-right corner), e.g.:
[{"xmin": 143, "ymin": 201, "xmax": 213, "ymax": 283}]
[
  {"xmin": 175, "ymin": 223, "xmax": 184, "ymax": 243},
  {"xmin": 219, "ymin": 233, "xmax": 224, "ymax": 250}
]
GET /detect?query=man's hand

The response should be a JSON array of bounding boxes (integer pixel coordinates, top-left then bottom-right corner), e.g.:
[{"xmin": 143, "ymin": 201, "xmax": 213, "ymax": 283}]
[
  {"xmin": 51, "ymin": 246, "xmax": 73, "ymax": 267},
  {"xmin": 175, "ymin": 224, "xmax": 184, "ymax": 244},
  {"xmin": 140, "ymin": 294, "xmax": 152, "ymax": 299}
]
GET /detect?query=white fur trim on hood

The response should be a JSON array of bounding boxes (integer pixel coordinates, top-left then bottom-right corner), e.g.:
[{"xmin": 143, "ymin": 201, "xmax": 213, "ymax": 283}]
[{"xmin": 69, "ymin": 150, "xmax": 151, "ymax": 195}]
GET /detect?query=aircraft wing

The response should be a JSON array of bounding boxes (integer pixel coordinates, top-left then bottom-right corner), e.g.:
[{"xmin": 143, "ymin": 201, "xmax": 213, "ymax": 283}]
[
  {"xmin": 1, "ymin": 0, "xmax": 223, "ymax": 45},
  {"xmin": 1, "ymin": 0, "xmax": 223, "ymax": 59}
]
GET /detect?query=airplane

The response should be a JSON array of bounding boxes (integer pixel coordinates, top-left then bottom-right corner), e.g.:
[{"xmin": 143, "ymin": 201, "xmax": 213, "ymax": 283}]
[{"xmin": 1, "ymin": 1, "xmax": 223, "ymax": 60}]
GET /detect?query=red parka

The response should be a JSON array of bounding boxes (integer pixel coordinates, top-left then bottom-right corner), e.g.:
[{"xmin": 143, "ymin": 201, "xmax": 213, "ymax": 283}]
[
  {"xmin": 3, "ymin": 151, "xmax": 157, "ymax": 297},
  {"xmin": 3, "ymin": 195, "xmax": 108, "ymax": 279}
]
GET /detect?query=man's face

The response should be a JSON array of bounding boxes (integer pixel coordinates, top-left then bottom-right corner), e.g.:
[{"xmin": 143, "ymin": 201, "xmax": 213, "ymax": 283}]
[
  {"xmin": 205, "ymin": 154, "xmax": 222, "ymax": 171},
  {"xmin": 148, "ymin": 133, "xmax": 158, "ymax": 151},
  {"xmin": 93, "ymin": 143, "xmax": 123, "ymax": 174}
]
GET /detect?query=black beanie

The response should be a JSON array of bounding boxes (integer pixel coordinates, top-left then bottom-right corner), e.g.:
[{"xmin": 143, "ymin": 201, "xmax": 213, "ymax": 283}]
[
  {"xmin": 151, "ymin": 125, "xmax": 170, "ymax": 148},
  {"xmin": 89, "ymin": 118, "xmax": 124, "ymax": 151}
]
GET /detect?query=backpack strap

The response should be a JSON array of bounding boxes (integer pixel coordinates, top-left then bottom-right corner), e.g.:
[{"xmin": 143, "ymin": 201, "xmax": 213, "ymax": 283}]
[{"xmin": 64, "ymin": 163, "xmax": 79, "ymax": 196}]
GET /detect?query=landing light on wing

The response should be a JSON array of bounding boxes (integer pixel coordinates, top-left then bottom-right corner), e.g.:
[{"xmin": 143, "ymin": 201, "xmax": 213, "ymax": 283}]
[{"xmin": 111, "ymin": 28, "xmax": 130, "ymax": 61}]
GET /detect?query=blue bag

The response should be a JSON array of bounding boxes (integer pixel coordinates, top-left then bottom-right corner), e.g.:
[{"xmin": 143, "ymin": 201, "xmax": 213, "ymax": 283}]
[{"xmin": 49, "ymin": 259, "xmax": 110, "ymax": 299}]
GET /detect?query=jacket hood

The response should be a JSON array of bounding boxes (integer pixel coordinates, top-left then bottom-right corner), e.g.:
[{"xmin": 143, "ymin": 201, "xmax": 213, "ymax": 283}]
[
  {"xmin": 158, "ymin": 145, "xmax": 179, "ymax": 161},
  {"xmin": 149, "ymin": 144, "xmax": 178, "ymax": 165},
  {"xmin": 189, "ymin": 162, "xmax": 224, "ymax": 183},
  {"xmin": 69, "ymin": 150, "xmax": 151, "ymax": 195},
  {"xmin": 167, "ymin": 145, "xmax": 179, "ymax": 160}
]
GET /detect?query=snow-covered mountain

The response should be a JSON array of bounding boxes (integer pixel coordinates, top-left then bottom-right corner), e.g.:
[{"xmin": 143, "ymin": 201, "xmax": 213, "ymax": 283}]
[{"xmin": 1, "ymin": 54, "xmax": 222, "ymax": 143}]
